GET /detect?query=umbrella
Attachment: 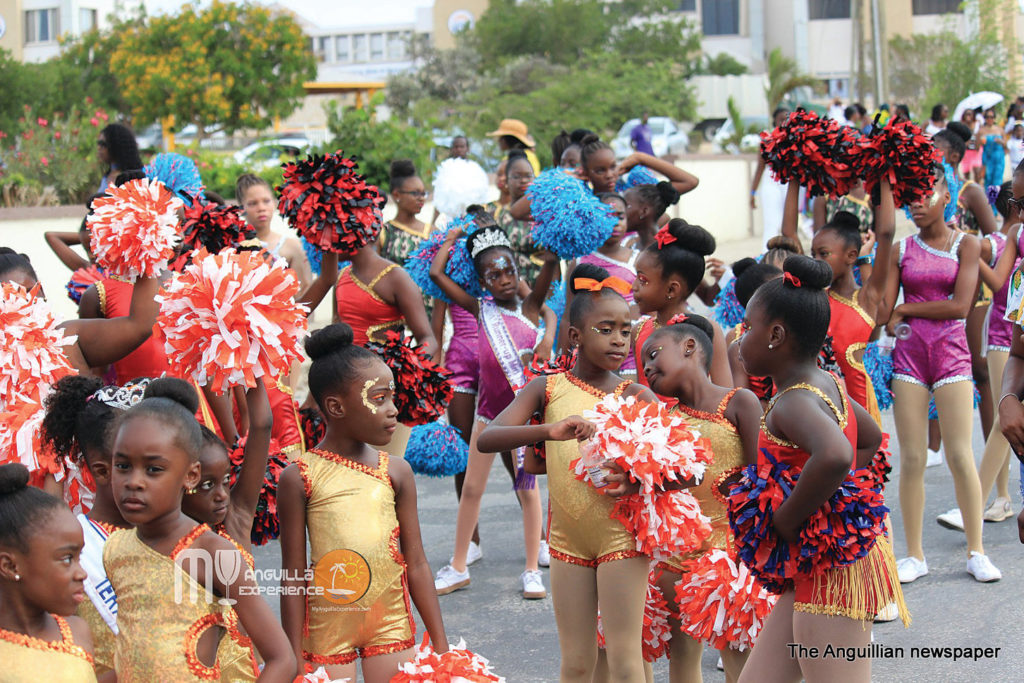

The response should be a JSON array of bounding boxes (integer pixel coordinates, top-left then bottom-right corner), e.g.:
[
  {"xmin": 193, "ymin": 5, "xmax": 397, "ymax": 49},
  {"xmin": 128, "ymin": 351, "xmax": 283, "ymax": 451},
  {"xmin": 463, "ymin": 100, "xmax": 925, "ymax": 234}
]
[{"xmin": 953, "ymin": 92, "xmax": 1004, "ymax": 123}]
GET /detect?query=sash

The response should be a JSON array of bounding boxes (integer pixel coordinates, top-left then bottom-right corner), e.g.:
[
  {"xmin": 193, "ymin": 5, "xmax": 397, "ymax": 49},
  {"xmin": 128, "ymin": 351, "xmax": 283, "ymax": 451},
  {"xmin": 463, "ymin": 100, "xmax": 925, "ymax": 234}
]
[
  {"xmin": 76, "ymin": 514, "xmax": 119, "ymax": 634},
  {"xmin": 480, "ymin": 299, "xmax": 537, "ymax": 490}
]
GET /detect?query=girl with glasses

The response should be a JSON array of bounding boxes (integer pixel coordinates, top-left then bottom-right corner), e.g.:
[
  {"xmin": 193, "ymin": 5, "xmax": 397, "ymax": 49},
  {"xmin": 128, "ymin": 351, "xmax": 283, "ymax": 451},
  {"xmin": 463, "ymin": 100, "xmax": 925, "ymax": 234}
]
[{"xmin": 380, "ymin": 159, "xmax": 432, "ymax": 267}]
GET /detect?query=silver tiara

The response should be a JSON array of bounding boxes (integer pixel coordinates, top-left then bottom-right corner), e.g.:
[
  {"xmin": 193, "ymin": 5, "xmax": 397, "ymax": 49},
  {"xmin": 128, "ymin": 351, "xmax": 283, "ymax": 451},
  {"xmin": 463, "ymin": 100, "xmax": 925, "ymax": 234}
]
[
  {"xmin": 469, "ymin": 229, "xmax": 512, "ymax": 260},
  {"xmin": 89, "ymin": 378, "xmax": 151, "ymax": 411}
]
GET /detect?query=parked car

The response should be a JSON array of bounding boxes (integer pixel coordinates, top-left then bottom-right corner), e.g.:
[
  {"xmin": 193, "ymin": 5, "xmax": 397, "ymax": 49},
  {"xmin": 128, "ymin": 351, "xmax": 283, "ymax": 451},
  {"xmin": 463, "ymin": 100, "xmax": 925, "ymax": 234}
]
[
  {"xmin": 135, "ymin": 123, "xmax": 163, "ymax": 152},
  {"xmin": 234, "ymin": 136, "xmax": 311, "ymax": 170},
  {"xmin": 611, "ymin": 117, "xmax": 690, "ymax": 159},
  {"xmin": 711, "ymin": 116, "xmax": 771, "ymax": 154}
]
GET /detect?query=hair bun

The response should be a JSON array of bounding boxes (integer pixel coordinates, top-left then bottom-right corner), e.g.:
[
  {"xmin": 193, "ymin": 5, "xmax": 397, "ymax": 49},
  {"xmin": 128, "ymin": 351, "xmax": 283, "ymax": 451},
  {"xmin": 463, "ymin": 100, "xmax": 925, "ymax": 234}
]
[
  {"xmin": 579, "ymin": 133, "xmax": 601, "ymax": 147},
  {"xmin": 656, "ymin": 181, "xmax": 681, "ymax": 207},
  {"xmin": 143, "ymin": 377, "xmax": 200, "ymax": 414},
  {"xmin": 731, "ymin": 257, "xmax": 757, "ymax": 278},
  {"xmin": 568, "ymin": 263, "xmax": 610, "ymax": 292},
  {"xmin": 830, "ymin": 210, "xmax": 861, "ymax": 231},
  {"xmin": 671, "ymin": 312, "xmax": 714, "ymax": 341},
  {"xmin": 668, "ymin": 219, "xmax": 716, "ymax": 257},
  {"xmin": 507, "ymin": 149, "xmax": 528, "ymax": 163},
  {"xmin": 783, "ymin": 255, "xmax": 832, "ymax": 290},
  {"xmin": 0, "ymin": 463, "xmax": 30, "ymax": 496},
  {"xmin": 945, "ymin": 121, "xmax": 973, "ymax": 143},
  {"xmin": 390, "ymin": 159, "xmax": 416, "ymax": 179},
  {"xmin": 305, "ymin": 323, "xmax": 355, "ymax": 361}
]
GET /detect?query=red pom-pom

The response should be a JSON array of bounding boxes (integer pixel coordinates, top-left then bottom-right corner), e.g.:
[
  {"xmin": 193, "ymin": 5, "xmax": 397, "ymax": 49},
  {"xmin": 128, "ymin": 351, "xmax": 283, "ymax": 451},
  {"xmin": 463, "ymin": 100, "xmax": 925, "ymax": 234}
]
[
  {"xmin": 609, "ymin": 490, "xmax": 711, "ymax": 561},
  {"xmin": 366, "ymin": 330, "xmax": 454, "ymax": 426},
  {"xmin": 857, "ymin": 118, "xmax": 941, "ymax": 207},
  {"xmin": 675, "ymin": 549, "xmax": 778, "ymax": 652},
  {"xmin": 157, "ymin": 249, "xmax": 308, "ymax": 394},
  {"xmin": 0, "ymin": 283, "xmax": 77, "ymax": 407},
  {"xmin": 299, "ymin": 406, "xmax": 326, "ymax": 448},
  {"xmin": 277, "ymin": 151, "xmax": 385, "ymax": 256},
  {"xmin": 0, "ymin": 399, "xmax": 63, "ymax": 478},
  {"xmin": 392, "ymin": 633, "xmax": 505, "ymax": 682},
  {"xmin": 87, "ymin": 177, "xmax": 184, "ymax": 280},
  {"xmin": 759, "ymin": 109, "xmax": 861, "ymax": 198},
  {"xmin": 181, "ymin": 201, "xmax": 254, "ymax": 256}
]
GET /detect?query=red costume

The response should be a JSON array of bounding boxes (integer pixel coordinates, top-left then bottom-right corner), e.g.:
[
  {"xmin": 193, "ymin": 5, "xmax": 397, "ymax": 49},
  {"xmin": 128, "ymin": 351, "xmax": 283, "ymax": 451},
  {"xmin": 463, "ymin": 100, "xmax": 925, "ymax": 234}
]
[{"xmin": 335, "ymin": 265, "xmax": 404, "ymax": 346}]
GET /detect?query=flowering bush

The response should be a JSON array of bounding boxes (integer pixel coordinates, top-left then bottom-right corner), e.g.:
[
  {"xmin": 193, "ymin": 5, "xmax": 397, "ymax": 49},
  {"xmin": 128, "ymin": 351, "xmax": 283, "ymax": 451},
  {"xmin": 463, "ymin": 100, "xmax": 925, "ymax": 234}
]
[{"xmin": 0, "ymin": 103, "xmax": 105, "ymax": 204}]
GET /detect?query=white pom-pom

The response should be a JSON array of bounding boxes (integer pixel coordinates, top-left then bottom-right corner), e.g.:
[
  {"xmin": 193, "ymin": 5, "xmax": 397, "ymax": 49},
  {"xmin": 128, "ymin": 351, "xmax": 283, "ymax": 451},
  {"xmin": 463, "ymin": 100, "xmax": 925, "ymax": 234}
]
[
  {"xmin": 0, "ymin": 283, "xmax": 77, "ymax": 407},
  {"xmin": 432, "ymin": 158, "xmax": 491, "ymax": 218}
]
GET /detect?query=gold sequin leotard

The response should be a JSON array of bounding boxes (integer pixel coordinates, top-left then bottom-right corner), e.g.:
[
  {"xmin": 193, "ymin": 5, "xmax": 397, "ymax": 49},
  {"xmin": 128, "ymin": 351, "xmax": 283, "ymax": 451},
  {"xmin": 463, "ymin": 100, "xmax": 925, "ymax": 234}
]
[{"xmin": 0, "ymin": 615, "xmax": 96, "ymax": 682}]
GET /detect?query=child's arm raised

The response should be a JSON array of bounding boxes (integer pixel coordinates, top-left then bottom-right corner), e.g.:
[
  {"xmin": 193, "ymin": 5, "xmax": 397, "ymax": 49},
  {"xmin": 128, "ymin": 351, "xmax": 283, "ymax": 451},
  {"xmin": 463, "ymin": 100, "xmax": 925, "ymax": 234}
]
[
  {"xmin": 277, "ymin": 464, "xmax": 308, "ymax": 676},
  {"xmin": 390, "ymin": 456, "xmax": 449, "ymax": 654},
  {"xmin": 62, "ymin": 274, "xmax": 159, "ymax": 371},
  {"xmin": 44, "ymin": 231, "xmax": 89, "ymax": 271},
  {"xmin": 618, "ymin": 152, "xmax": 699, "ymax": 196},
  {"xmin": 860, "ymin": 179, "xmax": 896, "ymax": 320},
  {"xmin": 280, "ymin": 237, "xmax": 313, "ymax": 295},
  {"xmin": 522, "ymin": 251, "xmax": 560, "ymax": 321},
  {"xmin": 386, "ymin": 267, "xmax": 440, "ymax": 358},
  {"xmin": 477, "ymin": 377, "xmax": 594, "ymax": 453},
  {"xmin": 297, "ymin": 251, "xmax": 339, "ymax": 312},
  {"xmin": 429, "ymin": 230, "xmax": 479, "ymax": 315},
  {"xmin": 228, "ymin": 379, "xmax": 272, "ymax": 532},
  {"xmin": 197, "ymin": 532, "xmax": 295, "ymax": 682},
  {"xmin": 780, "ymin": 181, "xmax": 800, "ymax": 242}
]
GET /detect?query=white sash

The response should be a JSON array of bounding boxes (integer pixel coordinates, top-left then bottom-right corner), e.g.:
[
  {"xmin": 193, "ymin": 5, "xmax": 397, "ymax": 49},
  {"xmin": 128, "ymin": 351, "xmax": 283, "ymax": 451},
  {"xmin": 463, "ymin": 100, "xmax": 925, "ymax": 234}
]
[{"xmin": 76, "ymin": 514, "xmax": 118, "ymax": 634}]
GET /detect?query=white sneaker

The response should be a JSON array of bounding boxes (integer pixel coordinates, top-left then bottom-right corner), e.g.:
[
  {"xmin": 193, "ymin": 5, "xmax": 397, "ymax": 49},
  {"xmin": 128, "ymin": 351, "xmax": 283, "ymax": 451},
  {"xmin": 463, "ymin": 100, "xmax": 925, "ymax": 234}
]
[
  {"xmin": 873, "ymin": 601, "xmax": 900, "ymax": 623},
  {"xmin": 984, "ymin": 497, "xmax": 1014, "ymax": 522},
  {"xmin": 538, "ymin": 540, "xmax": 550, "ymax": 568},
  {"xmin": 896, "ymin": 556, "xmax": 928, "ymax": 584},
  {"xmin": 716, "ymin": 656, "xmax": 724, "ymax": 671},
  {"xmin": 966, "ymin": 552, "xmax": 1002, "ymax": 582},
  {"xmin": 936, "ymin": 508, "xmax": 964, "ymax": 531},
  {"xmin": 926, "ymin": 448, "xmax": 943, "ymax": 467},
  {"xmin": 434, "ymin": 564, "xmax": 470, "ymax": 595},
  {"xmin": 521, "ymin": 569, "xmax": 546, "ymax": 599},
  {"xmin": 451, "ymin": 541, "xmax": 482, "ymax": 567}
]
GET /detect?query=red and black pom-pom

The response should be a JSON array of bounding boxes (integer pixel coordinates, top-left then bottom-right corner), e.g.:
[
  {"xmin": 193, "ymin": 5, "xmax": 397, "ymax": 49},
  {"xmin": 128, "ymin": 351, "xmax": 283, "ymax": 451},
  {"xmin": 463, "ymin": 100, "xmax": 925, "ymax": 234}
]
[
  {"xmin": 277, "ymin": 152, "xmax": 386, "ymax": 256},
  {"xmin": 521, "ymin": 348, "xmax": 578, "ymax": 385},
  {"xmin": 299, "ymin": 406, "xmax": 326, "ymax": 449},
  {"xmin": 181, "ymin": 201, "xmax": 254, "ymax": 256},
  {"xmin": 760, "ymin": 108, "xmax": 862, "ymax": 198},
  {"xmin": 228, "ymin": 436, "xmax": 290, "ymax": 546},
  {"xmin": 366, "ymin": 330, "xmax": 454, "ymax": 426},
  {"xmin": 857, "ymin": 118, "xmax": 941, "ymax": 207}
]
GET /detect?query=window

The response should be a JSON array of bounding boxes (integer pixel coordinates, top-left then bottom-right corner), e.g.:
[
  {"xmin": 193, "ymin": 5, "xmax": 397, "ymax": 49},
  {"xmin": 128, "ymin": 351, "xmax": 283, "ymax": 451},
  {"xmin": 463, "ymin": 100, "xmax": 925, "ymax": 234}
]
[
  {"xmin": 352, "ymin": 34, "xmax": 367, "ymax": 63},
  {"xmin": 809, "ymin": 0, "xmax": 850, "ymax": 20},
  {"xmin": 369, "ymin": 33, "xmax": 384, "ymax": 61},
  {"xmin": 912, "ymin": 0, "xmax": 961, "ymax": 14},
  {"xmin": 678, "ymin": 0, "xmax": 696, "ymax": 10},
  {"xmin": 387, "ymin": 31, "xmax": 406, "ymax": 60},
  {"xmin": 79, "ymin": 8, "xmax": 97, "ymax": 32},
  {"xmin": 336, "ymin": 35, "xmax": 350, "ymax": 63},
  {"xmin": 316, "ymin": 36, "xmax": 332, "ymax": 62},
  {"xmin": 24, "ymin": 8, "xmax": 59, "ymax": 43},
  {"xmin": 702, "ymin": 0, "xmax": 739, "ymax": 36}
]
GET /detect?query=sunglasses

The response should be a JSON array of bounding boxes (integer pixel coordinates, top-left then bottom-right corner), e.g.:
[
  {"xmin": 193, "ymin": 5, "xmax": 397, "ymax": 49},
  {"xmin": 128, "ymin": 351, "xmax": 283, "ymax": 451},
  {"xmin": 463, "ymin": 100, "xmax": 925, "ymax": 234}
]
[
  {"xmin": 398, "ymin": 190, "xmax": 428, "ymax": 199},
  {"xmin": 1009, "ymin": 197, "xmax": 1024, "ymax": 212},
  {"xmin": 97, "ymin": 139, "xmax": 108, "ymax": 147}
]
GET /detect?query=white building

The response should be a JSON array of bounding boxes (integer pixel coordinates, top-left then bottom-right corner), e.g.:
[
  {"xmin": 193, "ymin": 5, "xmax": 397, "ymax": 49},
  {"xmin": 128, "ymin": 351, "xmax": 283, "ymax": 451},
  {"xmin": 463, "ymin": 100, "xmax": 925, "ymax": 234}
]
[{"xmin": 0, "ymin": 0, "xmax": 118, "ymax": 62}]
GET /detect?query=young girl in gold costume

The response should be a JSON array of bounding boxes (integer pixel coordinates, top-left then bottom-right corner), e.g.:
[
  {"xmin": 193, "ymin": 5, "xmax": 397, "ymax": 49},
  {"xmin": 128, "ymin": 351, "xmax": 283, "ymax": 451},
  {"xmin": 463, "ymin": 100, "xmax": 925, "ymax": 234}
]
[
  {"xmin": 278, "ymin": 322, "xmax": 449, "ymax": 682},
  {"xmin": 478, "ymin": 264, "xmax": 657, "ymax": 682},
  {"xmin": 0, "ymin": 463, "xmax": 95, "ymax": 682}
]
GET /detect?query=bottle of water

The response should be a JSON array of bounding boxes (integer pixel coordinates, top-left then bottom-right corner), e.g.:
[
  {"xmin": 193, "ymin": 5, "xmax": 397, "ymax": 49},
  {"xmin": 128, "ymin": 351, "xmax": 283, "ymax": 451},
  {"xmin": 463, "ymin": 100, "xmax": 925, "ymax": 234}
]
[{"xmin": 894, "ymin": 322, "xmax": 912, "ymax": 340}]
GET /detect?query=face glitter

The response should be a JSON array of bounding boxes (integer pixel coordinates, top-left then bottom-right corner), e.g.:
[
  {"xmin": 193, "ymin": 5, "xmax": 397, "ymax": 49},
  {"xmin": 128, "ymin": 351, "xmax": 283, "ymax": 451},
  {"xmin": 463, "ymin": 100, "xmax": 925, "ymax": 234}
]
[
  {"xmin": 361, "ymin": 379, "xmax": 378, "ymax": 414},
  {"xmin": 927, "ymin": 186, "xmax": 943, "ymax": 208}
]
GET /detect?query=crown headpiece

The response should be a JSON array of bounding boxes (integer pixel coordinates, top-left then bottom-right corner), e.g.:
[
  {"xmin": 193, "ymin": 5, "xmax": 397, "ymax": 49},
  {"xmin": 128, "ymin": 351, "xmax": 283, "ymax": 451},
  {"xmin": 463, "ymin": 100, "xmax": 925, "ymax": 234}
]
[{"xmin": 469, "ymin": 229, "xmax": 512, "ymax": 260}]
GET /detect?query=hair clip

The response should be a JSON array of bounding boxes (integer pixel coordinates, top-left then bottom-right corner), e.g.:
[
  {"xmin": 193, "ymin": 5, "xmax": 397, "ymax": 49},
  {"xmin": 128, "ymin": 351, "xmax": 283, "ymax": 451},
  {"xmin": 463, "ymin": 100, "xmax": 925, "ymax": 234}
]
[
  {"xmin": 783, "ymin": 272, "xmax": 802, "ymax": 288},
  {"xmin": 573, "ymin": 276, "xmax": 632, "ymax": 296},
  {"xmin": 667, "ymin": 313, "xmax": 690, "ymax": 325},
  {"xmin": 654, "ymin": 225, "xmax": 677, "ymax": 249},
  {"xmin": 986, "ymin": 184, "xmax": 1000, "ymax": 205}
]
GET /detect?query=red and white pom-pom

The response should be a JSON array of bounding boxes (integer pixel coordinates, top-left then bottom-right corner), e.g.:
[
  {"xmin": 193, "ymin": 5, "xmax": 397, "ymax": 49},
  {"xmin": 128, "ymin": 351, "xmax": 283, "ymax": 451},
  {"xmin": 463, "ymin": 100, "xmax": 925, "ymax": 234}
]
[
  {"xmin": 63, "ymin": 457, "xmax": 95, "ymax": 516},
  {"xmin": 0, "ymin": 399, "xmax": 64, "ymax": 479},
  {"xmin": 611, "ymin": 490, "xmax": 711, "ymax": 561},
  {"xmin": 675, "ymin": 549, "xmax": 778, "ymax": 652},
  {"xmin": 88, "ymin": 177, "xmax": 184, "ymax": 280},
  {"xmin": 157, "ymin": 249, "xmax": 309, "ymax": 393},
  {"xmin": 642, "ymin": 569, "xmax": 674, "ymax": 662},
  {"xmin": 0, "ymin": 283, "xmax": 77, "ymax": 407},
  {"xmin": 300, "ymin": 666, "xmax": 349, "ymax": 682},
  {"xmin": 575, "ymin": 394, "xmax": 712, "ymax": 490},
  {"xmin": 392, "ymin": 634, "xmax": 505, "ymax": 682}
]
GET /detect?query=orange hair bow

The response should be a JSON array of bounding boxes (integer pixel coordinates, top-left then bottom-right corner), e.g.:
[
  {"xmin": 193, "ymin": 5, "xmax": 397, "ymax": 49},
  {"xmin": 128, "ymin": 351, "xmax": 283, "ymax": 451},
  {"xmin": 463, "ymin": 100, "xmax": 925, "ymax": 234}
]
[
  {"xmin": 667, "ymin": 313, "xmax": 690, "ymax": 326},
  {"xmin": 573, "ymin": 276, "xmax": 633, "ymax": 296}
]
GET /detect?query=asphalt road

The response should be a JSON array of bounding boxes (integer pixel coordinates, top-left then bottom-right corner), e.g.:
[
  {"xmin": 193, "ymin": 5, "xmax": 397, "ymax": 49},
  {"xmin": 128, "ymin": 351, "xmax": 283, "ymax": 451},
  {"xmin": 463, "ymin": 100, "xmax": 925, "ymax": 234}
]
[{"xmin": 254, "ymin": 408, "xmax": 1024, "ymax": 682}]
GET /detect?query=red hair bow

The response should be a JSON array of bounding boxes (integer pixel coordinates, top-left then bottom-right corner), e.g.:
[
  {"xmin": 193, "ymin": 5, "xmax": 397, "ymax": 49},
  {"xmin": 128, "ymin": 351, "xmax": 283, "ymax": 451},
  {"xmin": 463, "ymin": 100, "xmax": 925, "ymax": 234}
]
[
  {"xmin": 573, "ymin": 276, "xmax": 633, "ymax": 296},
  {"xmin": 654, "ymin": 225, "xmax": 677, "ymax": 249},
  {"xmin": 667, "ymin": 313, "xmax": 690, "ymax": 325},
  {"xmin": 784, "ymin": 272, "xmax": 802, "ymax": 288}
]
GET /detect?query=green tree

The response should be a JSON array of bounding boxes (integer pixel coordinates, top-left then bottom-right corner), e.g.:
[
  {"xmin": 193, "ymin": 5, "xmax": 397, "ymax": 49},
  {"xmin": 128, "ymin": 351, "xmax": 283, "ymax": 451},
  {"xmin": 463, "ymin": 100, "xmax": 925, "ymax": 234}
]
[
  {"xmin": 765, "ymin": 48, "xmax": 820, "ymax": 112},
  {"xmin": 324, "ymin": 96, "xmax": 436, "ymax": 190},
  {"xmin": 0, "ymin": 50, "xmax": 34, "ymax": 136},
  {"xmin": 702, "ymin": 52, "xmax": 748, "ymax": 76},
  {"xmin": 111, "ymin": 1, "xmax": 315, "ymax": 136}
]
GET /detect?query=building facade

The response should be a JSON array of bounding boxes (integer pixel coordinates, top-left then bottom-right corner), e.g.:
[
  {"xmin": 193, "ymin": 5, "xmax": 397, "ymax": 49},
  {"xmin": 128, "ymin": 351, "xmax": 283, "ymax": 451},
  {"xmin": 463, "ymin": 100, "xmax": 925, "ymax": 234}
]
[{"xmin": 0, "ymin": 0, "xmax": 116, "ymax": 62}]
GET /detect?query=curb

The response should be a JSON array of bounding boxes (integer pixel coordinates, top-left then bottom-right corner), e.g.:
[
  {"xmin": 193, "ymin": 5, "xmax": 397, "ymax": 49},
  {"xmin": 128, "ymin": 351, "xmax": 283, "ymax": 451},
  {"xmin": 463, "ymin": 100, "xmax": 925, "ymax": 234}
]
[{"xmin": 0, "ymin": 206, "xmax": 87, "ymax": 221}]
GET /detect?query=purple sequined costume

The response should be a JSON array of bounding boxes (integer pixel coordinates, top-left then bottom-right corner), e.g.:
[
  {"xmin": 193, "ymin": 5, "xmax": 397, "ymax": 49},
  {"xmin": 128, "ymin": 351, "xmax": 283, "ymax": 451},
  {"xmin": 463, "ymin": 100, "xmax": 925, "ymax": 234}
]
[
  {"xmin": 987, "ymin": 231, "xmax": 1020, "ymax": 352},
  {"xmin": 445, "ymin": 303, "xmax": 481, "ymax": 394},
  {"xmin": 477, "ymin": 306, "xmax": 539, "ymax": 422},
  {"xmin": 892, "ymin": 234, "xmax": 973, "ymax": 389},
  {"xmin": 580, "ymin": 251, "xmax": 638, "ymax": 373}
]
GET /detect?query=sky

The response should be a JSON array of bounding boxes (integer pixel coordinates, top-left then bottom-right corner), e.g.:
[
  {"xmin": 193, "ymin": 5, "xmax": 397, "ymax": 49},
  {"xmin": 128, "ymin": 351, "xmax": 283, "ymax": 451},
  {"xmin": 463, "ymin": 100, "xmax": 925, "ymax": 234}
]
[{"xmin": 142, "ymin": 0, "xmax": 432, "ymax": 26}]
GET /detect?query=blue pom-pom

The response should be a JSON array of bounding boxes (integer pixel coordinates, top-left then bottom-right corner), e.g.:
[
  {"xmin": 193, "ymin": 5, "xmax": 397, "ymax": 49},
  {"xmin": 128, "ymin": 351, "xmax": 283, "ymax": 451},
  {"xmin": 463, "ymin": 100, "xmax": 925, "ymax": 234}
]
[
  {"xmin": 527, "ymin": 169, "xmax": 617, "ymax": 259},
  {"xmin": 302, "ymin": 236, "xmax": 322, "ymax": 275},
  {"xmin": 712, "ymin": 278, "xmax": 745, "ymax": 329},
  {"xmin": 543, "ymin": 280, "xmax": 567, "ymax": 347},
  {"xmin": 863, "ymin": 341, "xmax": 893, "ymax": 411},
  {"xmin": 404, "ymin": 421, "xmax": 469, "ymax": 477},
  {"xmin": 615, "ymin": 165, "xmax": 659, "ymax": 193},
  {"xmin": 405, "ymin": 216, "xmax": 484, "ymax": 302},
  {"xmin": 144, "ymin": 153, "xmax": 204, "ymax": 204}
]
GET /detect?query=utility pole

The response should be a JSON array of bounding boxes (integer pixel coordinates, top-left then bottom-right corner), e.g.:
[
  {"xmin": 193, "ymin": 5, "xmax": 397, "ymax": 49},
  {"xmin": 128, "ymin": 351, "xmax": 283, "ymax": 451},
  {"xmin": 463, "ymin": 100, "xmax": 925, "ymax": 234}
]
[{"xmin": 871, "ymin": 0, "xmax": 884, "ymax": 108}]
